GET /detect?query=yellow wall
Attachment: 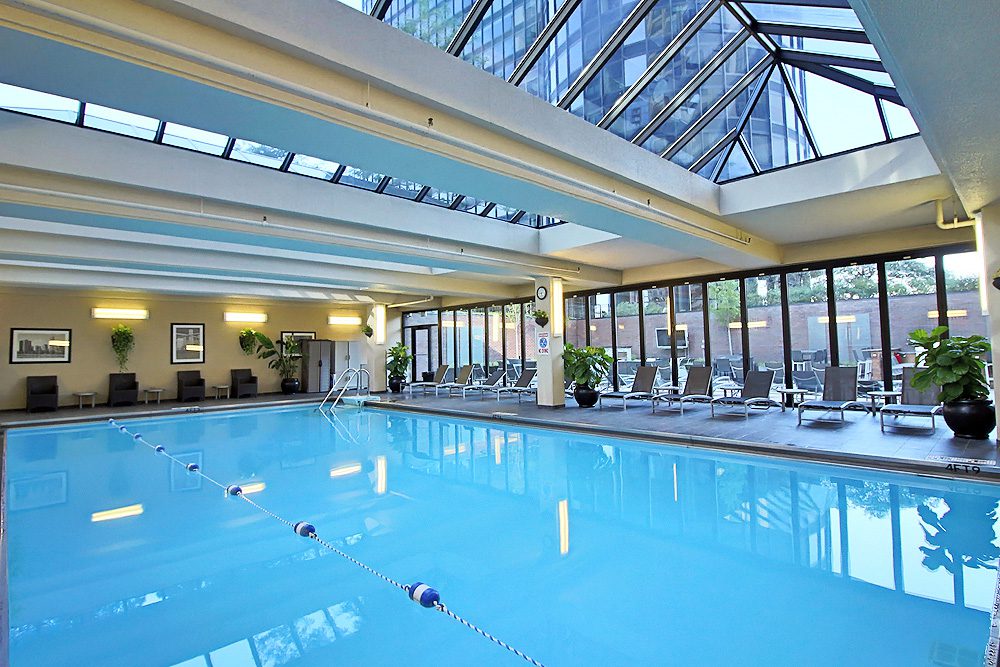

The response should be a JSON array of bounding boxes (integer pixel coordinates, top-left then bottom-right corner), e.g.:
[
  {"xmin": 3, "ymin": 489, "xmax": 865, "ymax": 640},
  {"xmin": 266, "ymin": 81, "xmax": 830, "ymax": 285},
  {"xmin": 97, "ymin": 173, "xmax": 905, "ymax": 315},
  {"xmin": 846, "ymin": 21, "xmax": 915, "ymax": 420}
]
[{"xmin": 0, "ymin": 288, "xmax": 368, "ymax": 410}]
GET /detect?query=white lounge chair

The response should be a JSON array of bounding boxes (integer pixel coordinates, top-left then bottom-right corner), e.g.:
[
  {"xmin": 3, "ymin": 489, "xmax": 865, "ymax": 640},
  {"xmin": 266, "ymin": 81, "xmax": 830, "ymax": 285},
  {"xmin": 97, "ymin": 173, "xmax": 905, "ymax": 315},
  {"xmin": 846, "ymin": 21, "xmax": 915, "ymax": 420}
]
[{"xmin": 407, "ymin": 365, "xmax": 449, "ymax": 396}]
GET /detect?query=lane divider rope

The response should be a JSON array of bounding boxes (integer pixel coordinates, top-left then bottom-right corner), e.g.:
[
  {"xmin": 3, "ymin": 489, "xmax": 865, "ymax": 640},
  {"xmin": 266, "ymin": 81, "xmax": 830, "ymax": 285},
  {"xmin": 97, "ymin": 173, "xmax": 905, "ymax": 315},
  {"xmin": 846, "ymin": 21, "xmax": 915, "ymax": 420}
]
[{"xmin": 107, "ymin": 419, "xmax": 545, "ymax": 667}]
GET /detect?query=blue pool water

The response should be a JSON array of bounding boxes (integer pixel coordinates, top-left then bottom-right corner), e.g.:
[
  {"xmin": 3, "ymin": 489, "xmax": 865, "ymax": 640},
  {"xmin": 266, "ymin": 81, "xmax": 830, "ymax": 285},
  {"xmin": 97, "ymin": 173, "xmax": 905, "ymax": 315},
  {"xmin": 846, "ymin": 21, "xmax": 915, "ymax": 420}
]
[{"xmin": 5, "ymin": 405, "xmax": 1000, "ymax": 666}]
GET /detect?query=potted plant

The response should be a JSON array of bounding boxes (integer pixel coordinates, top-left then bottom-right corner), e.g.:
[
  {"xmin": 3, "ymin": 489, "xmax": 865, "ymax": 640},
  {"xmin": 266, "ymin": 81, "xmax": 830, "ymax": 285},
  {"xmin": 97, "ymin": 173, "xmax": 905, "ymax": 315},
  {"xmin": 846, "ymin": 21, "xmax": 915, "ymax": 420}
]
[
  {"xmin": 563, "ymin": 342, "xmax": 612, "ymax": 408},
  {"xmin": 110, "ymin": 324, "xmax": 135, "ymax": 372},
  {"xmin": 362, "ymin": 324, "xmax": 374, "ymax": 338},
  {"xmin": 238, "ymin": 327, "xmax": 257, "ymax": 356},
  {"xmin": 909, "ymin": 326, "xmax": 995, "ymax": 439},
  {"xmin": 386, "ymin": 342, "xmax": 412, "ymax": 393},
  {"xmin": 532, "ymin": 309, "xmax": 549, "ymax": 327},
  {"xmin": 254, "ymin": 332, "xmax": 301, "ymax": 394}
]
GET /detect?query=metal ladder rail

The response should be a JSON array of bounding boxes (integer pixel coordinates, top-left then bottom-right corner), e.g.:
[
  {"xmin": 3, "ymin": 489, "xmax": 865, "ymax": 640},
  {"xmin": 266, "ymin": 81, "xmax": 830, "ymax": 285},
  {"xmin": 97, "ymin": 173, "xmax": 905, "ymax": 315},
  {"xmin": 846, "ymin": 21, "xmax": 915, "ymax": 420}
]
[
  {"xmin": 317, "ymin": 367, "xmax": 359, "ymax": 412},
  {"xmin": 320, "ymin": 368, "xmax": 374, "ymax": 412}
]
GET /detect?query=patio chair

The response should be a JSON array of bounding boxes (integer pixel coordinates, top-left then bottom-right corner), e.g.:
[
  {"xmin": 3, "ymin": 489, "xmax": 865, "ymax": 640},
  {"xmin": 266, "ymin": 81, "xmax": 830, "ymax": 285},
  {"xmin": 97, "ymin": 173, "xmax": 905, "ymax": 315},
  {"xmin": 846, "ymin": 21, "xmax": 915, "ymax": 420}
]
[
  {"xmin": 436, "ymin": 364, "xmax": 473, "ymax": 396},
  {"xmin": 797, "ymin": 366, "xmax": 867, "ymax": 425},
  {"xmin": 231, "ymin": 368, "xmax": 259, "ymax": 398},
  {"xmin": 489, "ymin": 369, "xmax": 536, "ymax": 402},
  {"xmin": 462, "ymin": 369, "xmax": 505, "ymax": 398},
  {"xmin": 177, "ymin": 370, "xmax": 206, "ymax": 402},
  {"xmin": 26, "ymin": 375, "xmax": 58, "ymax": 412},
  {"xmin": 599, "ymin": 365, "xmax": 658, "ymax": 410},
  {"xmin": 710, "ymin": 370, "xmax": 782, "ymax": 418},
  {"xmin": 764, "ymin": 362, "xmax": 785, "ymax": 386},
  {"xmin": 792, "ymin": 369, "xmax": 823, "ymax": 395},
  {"xmin": 651, "ymin": 366, "xmax": 713, "ymax": 414},
  {"xmin": 880, "ymin": 367, "xmax": 943, "ymax": 432},
  {"xmin": 407, "ymin": 364, "xmax": 449, "ymax": 396},
  {"xmin": 108, "ymin": 372, "xmax": 139, "ymax": 407}
]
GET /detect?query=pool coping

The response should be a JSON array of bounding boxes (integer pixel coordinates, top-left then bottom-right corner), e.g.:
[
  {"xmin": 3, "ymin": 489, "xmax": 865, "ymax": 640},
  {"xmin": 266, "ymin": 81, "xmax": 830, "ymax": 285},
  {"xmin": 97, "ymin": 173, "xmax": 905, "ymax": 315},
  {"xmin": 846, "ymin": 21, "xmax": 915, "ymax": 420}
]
[{"xmin": 368, "ymin": 399, "xmax": 1000, "ymax": 485}]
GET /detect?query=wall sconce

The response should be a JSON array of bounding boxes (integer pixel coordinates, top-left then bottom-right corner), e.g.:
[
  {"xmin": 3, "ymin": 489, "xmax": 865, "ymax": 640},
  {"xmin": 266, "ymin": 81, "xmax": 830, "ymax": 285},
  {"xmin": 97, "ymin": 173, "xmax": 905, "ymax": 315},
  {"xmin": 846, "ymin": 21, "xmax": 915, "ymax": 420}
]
[
  {"xmin": 927, "ymin": 309, "xmax": 968, "ymax": 319},
  {"xmin": 224, "ymin": 312, "xmax": 267, "ymax": 323},
  {"xmin": 92, "ymin": 308, "xmax": 148, "ymax": 320},
  {"xmin": 328, "ymin": 315, "xmax": 363, "ymax": 326}
]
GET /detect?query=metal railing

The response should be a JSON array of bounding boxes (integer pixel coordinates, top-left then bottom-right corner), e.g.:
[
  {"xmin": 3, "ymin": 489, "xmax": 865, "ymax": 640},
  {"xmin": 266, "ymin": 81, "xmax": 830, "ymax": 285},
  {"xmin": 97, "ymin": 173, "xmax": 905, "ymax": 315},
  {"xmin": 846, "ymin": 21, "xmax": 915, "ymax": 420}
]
[{"xmin": 317, "ymin": 367, "xmax": 371, "ymax": 412}]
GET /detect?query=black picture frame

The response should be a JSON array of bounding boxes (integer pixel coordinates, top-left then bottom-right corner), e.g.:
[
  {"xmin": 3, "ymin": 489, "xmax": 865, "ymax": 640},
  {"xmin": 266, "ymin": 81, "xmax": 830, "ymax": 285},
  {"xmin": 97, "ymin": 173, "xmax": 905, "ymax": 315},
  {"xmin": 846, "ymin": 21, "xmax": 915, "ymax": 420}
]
[
  {"xmin": 171, "ymin": 323, "xmax": 205, "ymax": 364},
  {"xmin": 9, "ymin": 328, "xmax": 72, "ymax": 364}
]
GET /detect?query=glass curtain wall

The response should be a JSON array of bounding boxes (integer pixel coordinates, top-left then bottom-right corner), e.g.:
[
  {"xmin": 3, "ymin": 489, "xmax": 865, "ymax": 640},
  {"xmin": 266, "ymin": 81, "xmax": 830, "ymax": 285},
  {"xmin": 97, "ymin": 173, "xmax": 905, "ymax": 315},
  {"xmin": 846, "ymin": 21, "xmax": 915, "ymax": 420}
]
[
  {"xmin": 707, "ymin": 279, "xmax": 743, "ymax": 384},
  {"xmin": 456, "ymin": 310, "xmax": 472, "ymax": 373},
  {"xmin": 504, "ymin": 304, "xmax": 524, "ymax": 383},
  {"xmin": 943, "ymin": 251, "xmax": 990, "ymax": 340},
  {"xmin": 471, "ymin": 307, "xmax": 487, "ymax": 381},
  {"xmin": 745, "ymin": 275, "xmax": 785, "ymax": 390},
  {"xmin": 614, "ymin": 291, "xmax": 641, "ymax": 389},
  {"xmin": 674, "ymin": 283, "xmax": 706, "ymax": 387},
  {"xmin": 885, "ymin": 257, "xmax": 938, "ymax": 390},
  {"xmin": 441, "ymin": 310, "xmax": 457, "ymax": 382},
  {"xmin": 786, "ymin": 269, "xmax": 829, "ymax": 392},
  {"xmin": 589, "ymin": 293, "xmax": 614, "ymax": 389},
  {"xmin": 522, "ymin": 303, "xmax": 539, "ymax": 374},
  {"xmin": 565, "ymin": 296, "xmax": 589, "ymax": 348},
  {"xmin": 832, "ymin": 263, "xmax": 883, "ymax": 395},
  {"xmin": 487, "ymin": 305, "xmax": 504, "ymax": 377},
  {"xmin": 642, "ymin": 288, "xmax": 672, "ymax": 387}
]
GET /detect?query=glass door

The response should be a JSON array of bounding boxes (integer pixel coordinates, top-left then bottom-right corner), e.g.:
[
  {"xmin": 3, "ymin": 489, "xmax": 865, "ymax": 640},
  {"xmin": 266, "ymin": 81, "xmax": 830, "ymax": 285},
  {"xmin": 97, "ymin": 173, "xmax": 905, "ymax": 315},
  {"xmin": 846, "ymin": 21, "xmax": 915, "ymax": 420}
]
[{"xmin": 410, "ymin": 326, "xmax": 437, "ymax": 382}]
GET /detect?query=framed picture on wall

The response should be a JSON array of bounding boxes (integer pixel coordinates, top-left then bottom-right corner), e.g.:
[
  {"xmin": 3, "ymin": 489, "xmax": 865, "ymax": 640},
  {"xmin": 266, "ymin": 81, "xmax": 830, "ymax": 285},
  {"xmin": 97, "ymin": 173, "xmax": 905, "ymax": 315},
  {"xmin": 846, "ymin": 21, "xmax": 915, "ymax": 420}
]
[
  {"xmin": 281, "ymin": 331, "xmax": 315, "ymax": 357},
  {"xmin": 10, "ymin": 328, "xmax": 72, "ymax": 364},
  {"xmin": 171, "ymin": 323, "xmax": 205, "ymax": 364}
]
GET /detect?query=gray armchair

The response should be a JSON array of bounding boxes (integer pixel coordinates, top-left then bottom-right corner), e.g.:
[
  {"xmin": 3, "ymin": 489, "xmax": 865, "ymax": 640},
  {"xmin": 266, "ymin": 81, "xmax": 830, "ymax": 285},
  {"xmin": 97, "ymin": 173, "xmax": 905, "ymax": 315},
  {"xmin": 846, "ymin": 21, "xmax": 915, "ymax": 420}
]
[
  {"xmin": 176, "ymin": 370, "xmax": 205, "ymax": 402},
  {"xmin": 231, "ymin": 368, "xmax": 258, "ymax": 398},
  {"xmin": 26, "ymin": 376, "xmax": 58, "ymax": 412}
]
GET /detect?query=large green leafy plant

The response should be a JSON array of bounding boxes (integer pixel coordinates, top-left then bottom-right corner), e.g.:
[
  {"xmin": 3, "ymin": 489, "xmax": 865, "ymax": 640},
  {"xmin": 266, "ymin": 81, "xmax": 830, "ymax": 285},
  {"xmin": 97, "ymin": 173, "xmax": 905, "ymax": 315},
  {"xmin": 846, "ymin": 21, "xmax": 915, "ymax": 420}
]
[
  {"xmin": 386, "ymin": 342, "xmax": 413, "ymax": 379},
  {"xmin": 110, "ymin": 324, "xmax": 135, "ymax": 372},
  {"xmin": 908, "ymin": 326, "xmax": 991, "ymax": 402},
  {"xmin": 253, "ymin": 332, "xmax": 300, "ymax": 379},
  {"xmin": 563, "ymin": 343, "xmax": 613, "ymax": 388}
]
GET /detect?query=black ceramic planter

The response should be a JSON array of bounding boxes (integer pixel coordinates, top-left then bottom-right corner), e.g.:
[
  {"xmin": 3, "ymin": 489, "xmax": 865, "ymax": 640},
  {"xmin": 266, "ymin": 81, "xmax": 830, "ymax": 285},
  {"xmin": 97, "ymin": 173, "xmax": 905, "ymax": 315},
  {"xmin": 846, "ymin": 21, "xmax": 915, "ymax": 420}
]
[
  {"xmin": 574, "ymin": 384, "xmax": 599, "ymax": 408},
  {"xmin": 942, "ymin": 399, "xmax": 996, "ymax": 439},
  {"xmin": 535, "ymin": 317, "xmax": 549, "ymax": 327},
  {"xmin": 388, "ymin": 376, "xmax": 404, "ymax": 393},
  {"xmin": 281, "ymin": 378, "xmax": 300, "ymax": 395}
]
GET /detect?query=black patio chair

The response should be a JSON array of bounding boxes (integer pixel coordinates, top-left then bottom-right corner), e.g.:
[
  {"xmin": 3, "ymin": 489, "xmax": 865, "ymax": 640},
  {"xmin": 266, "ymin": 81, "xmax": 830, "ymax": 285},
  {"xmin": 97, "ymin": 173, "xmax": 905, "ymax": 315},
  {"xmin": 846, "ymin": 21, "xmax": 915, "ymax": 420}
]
[
  {"xmin": 798, "ymin": 366, "xmax": 867, "ymax": 425},
  {"xmin": 26, "ymin": 375, "xmax": 58, "ymax": 412},
  {"xmin": 231, "ymin": 368, "xmax": 258, "ymax": 398},
  {"xmin": 108, "ymin": 372, "xmax": 139, "ymax": 407},
  {"xmin": 880, "ymin": 367, "xmax": 942, "ymax": 432},
  {"xmin": 177, "ymin": 370, "xmax": 206, "ymax": 402},
  {"xmin": 710, "ymin": 370, "xmax": 782, "ymax": 418},
  {"xmin": 599, "ymin": 365, "xmax": 659, "ymax": 410}
]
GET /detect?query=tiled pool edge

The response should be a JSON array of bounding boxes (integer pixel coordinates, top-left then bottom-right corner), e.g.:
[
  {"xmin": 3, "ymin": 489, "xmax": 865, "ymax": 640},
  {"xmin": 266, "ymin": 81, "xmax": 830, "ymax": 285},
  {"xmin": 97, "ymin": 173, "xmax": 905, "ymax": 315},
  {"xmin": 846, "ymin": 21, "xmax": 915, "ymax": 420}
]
[
  {"xmin": 1, "ymin": 427, "xmax": 8, "ymax": 667},
  {"xmin": 369, "ymin": 400, "xmax": 1000, "ymax": 484},
  {"xmin": 989, "ymin": 572, "xmax": 1000, "ymax": 667}
]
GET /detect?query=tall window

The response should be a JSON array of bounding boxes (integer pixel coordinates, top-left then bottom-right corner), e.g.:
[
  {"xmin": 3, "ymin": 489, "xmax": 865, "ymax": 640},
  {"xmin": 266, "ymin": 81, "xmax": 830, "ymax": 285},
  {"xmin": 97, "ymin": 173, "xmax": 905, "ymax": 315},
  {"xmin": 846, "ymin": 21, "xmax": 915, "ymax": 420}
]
[
  {"xmin": 565, "ymin": 296, "xmax": 588, "ymax": 348},
  {"xmin": 471, "ymin": 307, "xmax": 487, "ymax": 381},
  {"xmin": 523, "ymin": 302, "xmax": 538, "ymax": 369},
  {"xmin": 833, "ymin": 263, "xmax": 884, "ymax": 396},
  {"xmin": 674, "ymin": 283, "xmax": 706, "ymax": 375},
  {"xmin": 745, "ymin": 275, "xmax": 785, "ymax": 391},
  {"xmin": 441, "ymin": 310, "xmax": 457, "ymax": 381},
  {"xmin": 504, "ymin": 304, "xmax": 524, "ymax": 383},
  {"xmin": 885, "ymin": 257, "xmax": 938, "ymax": 390},
  {"xmin": 943, "ymin": 251, "xmax": 989, "ymax": 339},
  {"xmin": 786, "ymin": 269, "xmax": 829, "ymax": 390},
  {"xmin": 487, "ymin": 305, "xmax": 504, "ymax": 376},
  {"xmin": 456, "ymin": 310, "xmax": 471, "ymax": 370},
  {"xmin": 708, "ymin": 279, "xmax": 742, "ymax": 383},
  {"xmin": 589, "ymin": 293, "xmax": 614, "ymax": 388},
  {"xmin": 642, "ymin": 288, "xmax": 672, "ymax": 387},
  {"xmin": 614, "ymin": 291, "xmax": 641, "ymax": 387}
]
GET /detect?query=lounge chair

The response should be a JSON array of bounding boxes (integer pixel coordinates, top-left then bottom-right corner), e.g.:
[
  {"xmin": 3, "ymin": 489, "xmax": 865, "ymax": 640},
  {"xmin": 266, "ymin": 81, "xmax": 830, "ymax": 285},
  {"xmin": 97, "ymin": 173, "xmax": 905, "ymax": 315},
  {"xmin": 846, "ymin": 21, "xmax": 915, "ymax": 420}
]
[
  {"xmin": 489, "ymin": 369, "xmax": 537, "ymax": 402},
  {"xmin": 177, "ymin": 370, "xmax": 206, "ymax": 402},
  {"xmin": 599, "ymin": 366, "xmax": 658, "ymax": 410},
  {"xmin": 651, "ymin": 366, "xmax": 713, "ymax": 414},
  {"xmin": 108, "ymin": 372, "xmax": 139, "ymax": 407},
  {"xmin": 436, "ymin": 364, "xmax": 474, "ymax": 396},
  {"xmin": 231, "ymin": 368, "xmax": 259, "ymax": 398},
  {"xmin": 26, "ymin": 375, "xmax": 58, "ymax": 412},
  {"xmin": 710, "ymin": 370, "xmax": 782, "ymax": 418},
  {"xmin": 797, "ymin": 366, "xmax": 866, "ymax": 425},
  {"xmin": 407, "ymin": 364, "xmax": 449, "ymax": 396},
  {"xmin": 880, "ymin": 367, "xmax": 943, "ymax": 432},
  {"xmin": 462, "ymin": 369, "xmax": 505, "ymax": 398}
]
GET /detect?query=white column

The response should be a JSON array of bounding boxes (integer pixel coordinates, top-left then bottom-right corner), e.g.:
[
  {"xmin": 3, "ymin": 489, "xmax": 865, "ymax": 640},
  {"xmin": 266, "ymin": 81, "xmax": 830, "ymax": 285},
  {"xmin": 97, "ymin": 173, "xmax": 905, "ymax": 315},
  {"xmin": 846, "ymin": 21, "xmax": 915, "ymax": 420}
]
[
  {"xmin": 365, "ymin": 304, "xmax": 389, "ymax": 392},
  {"xmin": 976, "ymin": 204, "xmax": 1000, "ymax": 437},
  {"xmin": 533, "ymin": 277, "xmax": 565, "ymax": 407}
]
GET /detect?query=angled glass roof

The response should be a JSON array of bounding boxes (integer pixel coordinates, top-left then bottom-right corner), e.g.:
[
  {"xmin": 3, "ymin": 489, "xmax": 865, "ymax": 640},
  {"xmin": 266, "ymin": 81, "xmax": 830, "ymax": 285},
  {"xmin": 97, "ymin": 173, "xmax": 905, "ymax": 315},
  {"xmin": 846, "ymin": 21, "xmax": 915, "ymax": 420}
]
[
  {"xmin": 357, "ymin": 0, "xmax": 918, "ymax": 182},
  {"xmin": 0, "ymin": 82, "xmax": 565, "ymax": 229}
]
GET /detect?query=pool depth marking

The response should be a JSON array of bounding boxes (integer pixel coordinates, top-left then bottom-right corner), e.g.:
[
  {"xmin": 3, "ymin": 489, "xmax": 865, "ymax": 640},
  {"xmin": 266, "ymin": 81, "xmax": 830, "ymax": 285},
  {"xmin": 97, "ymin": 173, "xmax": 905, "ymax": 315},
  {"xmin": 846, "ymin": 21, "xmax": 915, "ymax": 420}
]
[{"xmin": 106, "ymin": 419, "xmax": 546, "ymax": 667}]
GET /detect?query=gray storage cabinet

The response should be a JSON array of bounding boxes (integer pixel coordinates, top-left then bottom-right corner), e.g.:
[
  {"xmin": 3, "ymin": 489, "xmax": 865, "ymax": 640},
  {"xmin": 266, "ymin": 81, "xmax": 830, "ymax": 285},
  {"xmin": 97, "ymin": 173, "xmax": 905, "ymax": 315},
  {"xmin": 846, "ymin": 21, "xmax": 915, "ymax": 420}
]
[{"xmin": 300, "ymin": 339, "xmax": 333, "ymax": 393}]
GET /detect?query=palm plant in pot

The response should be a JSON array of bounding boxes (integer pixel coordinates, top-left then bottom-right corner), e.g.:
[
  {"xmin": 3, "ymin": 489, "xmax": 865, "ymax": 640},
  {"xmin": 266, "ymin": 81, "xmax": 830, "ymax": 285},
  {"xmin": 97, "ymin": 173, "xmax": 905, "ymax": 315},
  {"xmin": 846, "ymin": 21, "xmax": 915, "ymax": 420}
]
[
  {"xmin": 563, "ymin": 342, "xmax": 613, "ymax": 408},
  {"xmin": 386, "ymin": 342, "xmax": 412, "ymax": 393},
  {"xmin": 909, "ymin": 326, "xmax": 995, "ymax": 439},
  {"xmin": 254, "ymin": 332, "xmax": 301, "ymax": 394}
]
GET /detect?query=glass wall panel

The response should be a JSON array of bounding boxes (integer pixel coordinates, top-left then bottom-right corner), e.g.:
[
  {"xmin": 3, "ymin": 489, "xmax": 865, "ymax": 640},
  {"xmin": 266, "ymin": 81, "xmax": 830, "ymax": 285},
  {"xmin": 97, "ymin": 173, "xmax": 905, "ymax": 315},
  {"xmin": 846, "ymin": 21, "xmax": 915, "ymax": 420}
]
[
  {"xmin": 487, "ymin": 305, "xmax": 504, "ymax": 376},
  {"xmin": 471, "ymin": 307, "xmax": 487, "ymax": 381},
  {"xmin": 673, "ymin": 283, "xmax": 706, "ymax": 386},
  {"xmin": 83, "ymin": 104, "xmax": 159, "ymax": 140},
  {"xmin": 460, "ymin": 0, "xmax": 557, "ymax": 80},
  {"xmin": 745, "ymin": 274, "xmax": 785, "ymax": 392},
  {"xmin": 504, "ymin": 304, "xmax": 524, "ymax": 383},
  {"xmin": 885, "ymin": 257, "xmax": 938, "ymax": 390},
  {"xmin": 441, "ymin": 310, "xmax": 457, "ymax": 381},
  {"xmin": 795, "ymin": 68, "xmax": 886, "ymax": 156},
  {"xmin": 786, "ymin": 269, "xmax": 829, "ymax": 392},
  {"xmin": 288, "ymin": 154, "xmax": 341, "ymax": 179},
  {"xmin": 614, "ymin": 291, "xmax": 641, "ymax": 388},
  {"xmin": 338, "ymin": 166, "xmax": 385, "ymax": 190},
  {"xmin": 833, "ymin": 263, "xmax": 883, "ymax": 395},
  {"xmin": 589, "ymin": 293, "xmax": 614, "ymax": 389},
  {"xmin": 456, "ymin": 309, "xmax": 471, "ymax": 370},
  {"xmin": 943, "ymin": 251, "xmax": 990, "ymax": 340},
  {"xmin": 565, "ymin": 296, "xmax": 588, "ymax": 348},
  {"xmin": 386, "ymin": 0, "xmax": 475, "ymax": 50},
  {"xmin": 230, "ymin": 139, "xmax": 288, "ymax": 168},
  {"xmin": 642, "ymin": 288, "xmax": 672, "ymax": 387},
  {"xmin": 522, "ymin": 302, "xmax": 539, "ymax": 371},
  {"xmin": 0, "ymin": 83, "xmax": 79, "ymax": 123},
  {"xmin": 707, "ymin": 279, "xmax": 742, "ymax": 385},
  {"xmin": 161, "ymin": 123, "xmax": 228, "ymax": 155}
]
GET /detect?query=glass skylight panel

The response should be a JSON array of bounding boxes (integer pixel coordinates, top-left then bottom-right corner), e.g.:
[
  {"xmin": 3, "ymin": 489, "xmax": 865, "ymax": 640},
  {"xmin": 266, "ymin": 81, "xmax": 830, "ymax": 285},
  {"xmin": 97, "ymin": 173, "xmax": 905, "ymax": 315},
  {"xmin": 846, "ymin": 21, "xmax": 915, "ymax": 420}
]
[
  {"xmin": 740, "ymin": 4, "xmax": 863, "ymax": 30},
  {"xmin": 607, "ymin": 6, "xmax": 741, "ymax": 141},
  {"xmin": 795, "ymin": 68, "xmax": 886, "ymax": 155},
  {"xmin": 777, "ymin": 36, "xmax": 880, "ymax": 61},
  {"xmin": 880, "ymin": 100, "xmax": 919, "ymax": 139},
  {"xmin": 230, "ymin": 139, "xmax": 288, "ymax": 168},
  {"xmin": 381, "ymin": 177, "xmax": 424, "ymax": 199},
  {"xmin": 696, "ymin": 151, "xmax": 723, "ymax": 179},
  {"xmin": 831, "ymin": 66, "xmax": 894, "ymax": 87},
  {"xmin": 740, "ymin": 67, "xmax": 813, "ymax": 171},
  {"xmin": 338, "ymin": 165, "xmax": 385, "ymax": 190},
  {"xmin": 0, "ymin": 83, "xmax": 79, "ymax": 123},
  {"xmin": 718, "ymin": 142, "xmax": 754, "ymax": 180},
  {"xmin": 335, "ymin": 0, "xmax": 368, "ymax": 11},
  {"xmin": 386, "ymin": 0, "xmax": 476, "ymax": 50},
  {"xmin": 487, "ymin": 203, "xmax": 520, "ymax": 221},
  {"xmin": 288, "ymin": 154, "xmax": 341, "ymax": 179},
  {"xmin": 668, "ymin": 80, "xmax": 758, "ymax": 168},
  {"xmin": 454, "ymin": 196, "xmax": 491, "ymax": 214},
  {"xmin": 640, "ymin": 40, "xmax": 766, "ymax": 155},
  {"xmin": 83, "ymin": 104, "xmax": 159, "ymax": 140},
  {"xmin": 521, "ymin": 0, "xmax": 640, "ymax": 104},
  {"xmin": 568, "ymin": 0, "xmax": 697, "ymax": 124},
  {"xmin": 423, "ymin": 187, "xmax": 460, "ymax": 207},
  {"xmin": 460, "ymin": 0, "xmax": 559, "ymax": 79},
  {"xmin": 161, "ymin": 123, "xmax": 228, "ymax": 155}
]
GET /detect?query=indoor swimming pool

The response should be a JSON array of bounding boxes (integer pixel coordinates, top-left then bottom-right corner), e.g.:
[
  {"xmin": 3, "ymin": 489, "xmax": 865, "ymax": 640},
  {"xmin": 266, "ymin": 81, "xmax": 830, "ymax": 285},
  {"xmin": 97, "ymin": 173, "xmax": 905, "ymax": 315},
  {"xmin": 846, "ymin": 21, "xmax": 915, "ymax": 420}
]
[{"xmin": 5, "ymin": 404, "xmax": 1000, "ymax": 666}]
